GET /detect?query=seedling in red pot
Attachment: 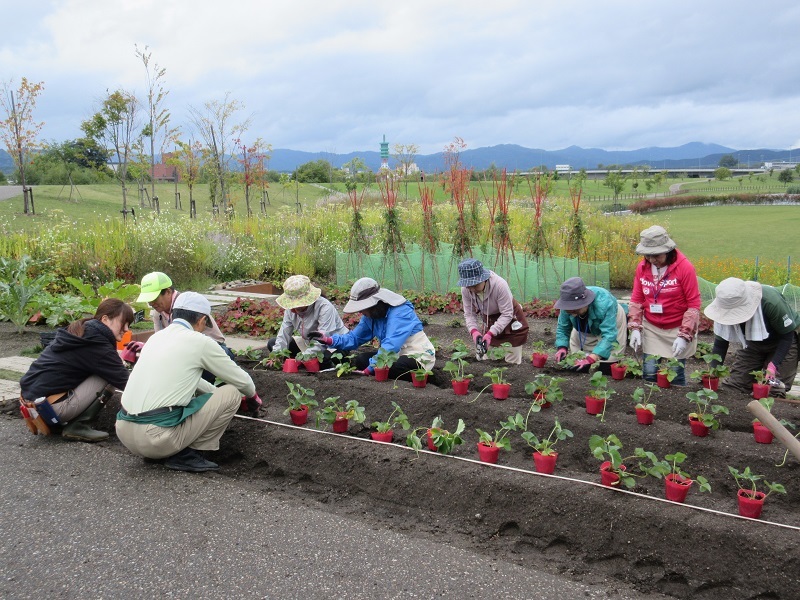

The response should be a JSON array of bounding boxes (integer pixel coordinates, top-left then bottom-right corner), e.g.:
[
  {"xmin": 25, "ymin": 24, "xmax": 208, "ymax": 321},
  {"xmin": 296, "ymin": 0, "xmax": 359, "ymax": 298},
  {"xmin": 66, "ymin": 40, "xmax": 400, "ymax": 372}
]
[
  {"xmin": 524, "ymin": 374, "xmax": 565, "ymax": 410},
  {"xmin": 407, "ymin": 416, "xmax": 465, "ymax": 455},
  {"xmin": 370, "ymin": 401, "xmax": 410, "ymax": 442}
]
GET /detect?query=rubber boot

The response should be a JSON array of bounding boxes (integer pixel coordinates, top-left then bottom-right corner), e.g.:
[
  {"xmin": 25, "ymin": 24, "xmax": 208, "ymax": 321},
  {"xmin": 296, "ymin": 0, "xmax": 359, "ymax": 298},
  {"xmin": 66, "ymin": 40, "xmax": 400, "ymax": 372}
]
[{"xmin": 61, "ymin": 398, "xmax": 109, "ymax": 442}]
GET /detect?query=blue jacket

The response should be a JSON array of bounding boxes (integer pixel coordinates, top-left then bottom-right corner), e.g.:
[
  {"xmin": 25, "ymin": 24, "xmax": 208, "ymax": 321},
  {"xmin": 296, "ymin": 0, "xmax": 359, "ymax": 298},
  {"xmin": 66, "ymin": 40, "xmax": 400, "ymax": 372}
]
[
  {"xmin": 556, "ymin": 286, "xmax": 621, "ymax": 359},
  {"xmin": 330, "ymin": 301, "xmax": 424, "ymax": 368}
]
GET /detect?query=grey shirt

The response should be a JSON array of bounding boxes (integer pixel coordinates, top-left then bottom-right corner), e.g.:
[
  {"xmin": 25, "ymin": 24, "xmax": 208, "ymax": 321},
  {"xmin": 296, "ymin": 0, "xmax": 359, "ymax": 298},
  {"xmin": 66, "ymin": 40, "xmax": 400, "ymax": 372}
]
[{"xmin": 273, "ymin": 297, "xmax": 349, "ymax": 353}]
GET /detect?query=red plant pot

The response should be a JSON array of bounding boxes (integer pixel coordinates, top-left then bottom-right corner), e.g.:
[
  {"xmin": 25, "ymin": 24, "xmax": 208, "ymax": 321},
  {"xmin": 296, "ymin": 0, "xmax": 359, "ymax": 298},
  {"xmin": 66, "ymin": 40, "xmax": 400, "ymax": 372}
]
[
  {"xmin": 332, "ymin": 412, "xmax": 349, "ymax": 433},
  {"xmin": 492, "ymin": 383, "xmax": 511, "ymax": 400},
  {"xmin": 426, "ymin": 429, "xmax": 438, "ymax": 451},
  {"xmin": 531, "ymin": 353, "xmax": 548, "ymax": 368},
  {"xmin": 374, "ymin": 366, "xmax": 390, "ymax": 382},
  {"xmin": 289, "ymin": 405, "xmax": 308, "ymax": 426},
  {"xmin": 701, "ymin": 376, "xmax": 719, "ymax": 391},
  {"xmin": 635, "ymin": 407, "xmax": 655, "ymax": 425},
  {"xmin": 585, "ymin": 395, "xmax": 605, "ymax": 415},
  {"xmin": 753, "ymin": 421, "xmax": 774, "ymax": 444},
  {"xmin": 282, "ymin": 358, "xmax": 300, "ymax": 373},
  {"xmin": 302, "ymin": 358, "xmax": 320, "ymax": 373},
  {"xmin": 752, "ymin": 382, "xmax": 770, "ymax": 400},
  {"xmin": 477, "ymin": 442, "xmax": 500, "ymax": 464},
  {"xmin": 737, "ymin": 489, "xmax": 766, "ymax": 519},
  {"xmin": 411, "ymin": 372, "xmax": 428, "ymax": 388},
  {"xmin": 689, "ymin": 416, "xmax": 709, "ymax": 437},
  {"xmin": 665, "ymin": 473, "xmax": 693, "ymax": 503},
  {"xmin": 533, "ymin": 391, "xmax": 551, "ymax": 409},
  {"xmin": 656, "ymin": 373, "xmax": 671, "ymax": 389},
  {"xmin": 599, "ymin": 461, "xmax": 625, "ymax": 487},
  {"xmin": 371, "ymin": 430, "xmax": 394, "ymax": 443},
  {"xmin": 451, "ymin": 379, "xmax": 470, "ymax": 395},
  {"xmin": 610, "ymin": 363, "xmax": 627, "ymax": 381},
  {"xmin": 532, "ymin": 451, "xmax": 558, "ymax": 474}
]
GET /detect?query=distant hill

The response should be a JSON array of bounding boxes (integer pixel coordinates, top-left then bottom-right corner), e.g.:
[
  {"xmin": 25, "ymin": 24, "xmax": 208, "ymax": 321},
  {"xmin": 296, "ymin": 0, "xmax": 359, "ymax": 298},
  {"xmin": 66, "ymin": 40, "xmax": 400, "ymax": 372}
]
[{"xmin": 3, "ymin": 144, "xmax": 796, "ymax": 176}]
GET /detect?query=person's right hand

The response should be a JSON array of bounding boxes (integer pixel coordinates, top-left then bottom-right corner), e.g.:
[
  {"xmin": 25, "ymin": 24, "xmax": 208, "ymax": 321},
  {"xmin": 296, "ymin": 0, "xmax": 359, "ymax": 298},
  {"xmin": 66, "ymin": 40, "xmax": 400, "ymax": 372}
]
[
  {"xmin": 125, "ymin": 341, "xmax": 144, "ymax": 353},
  {"xmin": 629, "ymin": 330, "xmax": 642, "ymax": 352},
  {"xmin": 354, "ymin": 367, "xmax": 374, "ymax": 376},
  {"xmin": 470, "ymin": 329, "xmax": 481, "ymax": 343},
  {"xmin": 554, "ymin": 347, "xmax": 568, "ymax": 362},
  {"xmin": 308, "ymin": 331, "xmax": 333, "ymax": 346}
]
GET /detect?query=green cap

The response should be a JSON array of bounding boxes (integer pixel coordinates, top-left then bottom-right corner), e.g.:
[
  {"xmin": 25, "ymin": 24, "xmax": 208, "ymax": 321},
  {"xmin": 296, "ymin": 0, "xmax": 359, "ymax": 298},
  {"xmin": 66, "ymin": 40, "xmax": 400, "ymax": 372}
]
[{"xmin": 136, "ymin": 272, "xmax": 173, "ymax": 303}]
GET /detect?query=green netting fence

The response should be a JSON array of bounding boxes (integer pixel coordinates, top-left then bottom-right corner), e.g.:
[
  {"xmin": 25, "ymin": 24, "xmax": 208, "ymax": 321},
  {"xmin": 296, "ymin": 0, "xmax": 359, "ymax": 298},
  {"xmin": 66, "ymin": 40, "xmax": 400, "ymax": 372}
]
[
  {"xmin": 697, "ymin": 277, "xmax": 800, "ymax": 313},
  {"xmin": 336, "ymin": 243, "xmax": 610, "ymax": 302}
]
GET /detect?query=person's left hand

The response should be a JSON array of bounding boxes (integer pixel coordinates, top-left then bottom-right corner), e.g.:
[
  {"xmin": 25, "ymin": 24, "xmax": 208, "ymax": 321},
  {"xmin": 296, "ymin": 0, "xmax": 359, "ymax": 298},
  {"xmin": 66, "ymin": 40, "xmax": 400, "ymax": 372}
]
[
  {"xmin": 570, "ymin": 355, "xmax": 596, "ymax": 372},
  {"xmin": 308, "ymin": 331, "xmax": 333, "ymax": 346},
  {"xmin": 671, "ymin": 337, "xmax": 688, "ymax": 358},
  {"xmin": 766, "ymin": 362, "xmax": 778, "ymax": 380},
  {"xmin": 354, "ymin": 367, "xmax": 374, "ymax": 376},
  {"xmin": 482, "ymin": 332, "xmax": 493, "ymax": 346}
]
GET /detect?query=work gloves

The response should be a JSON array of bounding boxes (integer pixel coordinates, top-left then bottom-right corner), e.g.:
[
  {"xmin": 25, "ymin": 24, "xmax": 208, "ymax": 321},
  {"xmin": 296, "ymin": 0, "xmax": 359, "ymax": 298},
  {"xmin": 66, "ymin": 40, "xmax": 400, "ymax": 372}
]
[
  {"xmin": 471, "ymin": 329, "xmax": 488, "ymax": 357},
  {"xmin": 308, "ymin": 331, "xmax": 333, "ymax": 346},
  {"xmin": 628, "ymin": 330, "xmax": 642, "ymax": 353},
  {"xmin": 121, "ymin": 341, "xmax": 144, "ymax": 364},
  {"xmin": 554, "ymin": 347, "xmax": 568, "ymax": 363},
  {"xmin": 765, "ymin": 362, "xmax": 785, "ymax": 391},
  {"xmin": 354, "ymin": 367, "xmax": 374, "ymax": 376},
  {"xmin": 671, "ymin": 337, "xmax": 688, "ymax": 358},
  {"xmin": 240, "ymin": 394, "xmax": 263, "ymax": 417},
  {"xmin": 570, "ymin": 355, "xmax": 596, "ymax": 373}
]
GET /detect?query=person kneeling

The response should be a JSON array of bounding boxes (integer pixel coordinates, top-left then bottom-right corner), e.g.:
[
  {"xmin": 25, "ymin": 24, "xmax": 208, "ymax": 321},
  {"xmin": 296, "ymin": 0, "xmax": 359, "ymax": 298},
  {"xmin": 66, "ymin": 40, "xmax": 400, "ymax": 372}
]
[{"xmin": 116, "ymin": 292, "xmax": 262, "ymax": 472}]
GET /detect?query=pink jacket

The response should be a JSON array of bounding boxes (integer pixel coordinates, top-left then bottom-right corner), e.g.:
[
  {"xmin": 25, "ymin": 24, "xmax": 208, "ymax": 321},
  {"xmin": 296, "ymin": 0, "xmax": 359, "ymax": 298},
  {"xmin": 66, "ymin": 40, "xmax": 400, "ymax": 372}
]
[
  {"xmin": 461, "ymin": 271, "xmax": 516, "ymax": 337},
  {"xmin": 629, "ymin": 250, "xmax": 701, "ymax": 340}
]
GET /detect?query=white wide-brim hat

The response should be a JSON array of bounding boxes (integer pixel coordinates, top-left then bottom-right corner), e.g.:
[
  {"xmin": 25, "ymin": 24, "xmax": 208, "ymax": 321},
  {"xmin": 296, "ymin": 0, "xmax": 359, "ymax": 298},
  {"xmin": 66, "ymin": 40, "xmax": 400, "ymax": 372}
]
[
  {"xmin": 343, "ymin": 277, "xmax": 406, "ymax": 313},
  {"xmin": 704, "ymin": 278, "xmax": 762, "ymax": 325}
]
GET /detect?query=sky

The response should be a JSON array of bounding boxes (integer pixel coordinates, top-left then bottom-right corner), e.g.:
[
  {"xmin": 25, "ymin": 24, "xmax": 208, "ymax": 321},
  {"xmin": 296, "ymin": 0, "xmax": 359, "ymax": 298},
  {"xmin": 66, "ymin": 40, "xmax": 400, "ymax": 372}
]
[{"xmin": 2, "ymin": 0, "xmax": 800, "ymax": 155}]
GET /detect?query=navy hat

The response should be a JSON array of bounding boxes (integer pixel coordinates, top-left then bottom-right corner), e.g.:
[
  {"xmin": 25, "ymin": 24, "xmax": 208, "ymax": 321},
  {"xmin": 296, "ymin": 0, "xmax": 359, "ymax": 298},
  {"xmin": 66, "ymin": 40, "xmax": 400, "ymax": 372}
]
[
  {"xmin": 554, "ymin": 277, "xmax": 596, "ymax": 310},
  {"xmin": 457, "ymin": 258, "xmax": 491, "ymax": 287}
]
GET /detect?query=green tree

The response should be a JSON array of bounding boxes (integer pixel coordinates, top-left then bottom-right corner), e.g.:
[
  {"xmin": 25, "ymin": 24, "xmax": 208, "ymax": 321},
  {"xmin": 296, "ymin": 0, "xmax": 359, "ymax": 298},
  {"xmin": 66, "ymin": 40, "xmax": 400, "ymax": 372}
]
[
  {"xmin": 603, "ymin": 170, "xmax": 627, "ymax": 200},
  {"xmin": 0, "ymin": 169, "xmax": 7, "ymax": 184},
  {"xmin": 778, "ymin": 169, "xmax": 794, "ymax": 184},
  {"xmin": 81, "ymin": 89, "xmax": 140, "ymax": 215},
  {"xmin": 0, "ymin": 77, "xmax": 45, "ymax": 214},
  {"xmin": 392, "ymin": 142, "xmax": 419, "ymax": 198},
  {"xmin": 295, "ymin": 159, "xmax": 335, "ymax": 183},
  {"xmin": 719, "ymin": 154, "xmax": 738, "ymax": 168},
  {"xmin": 714, "ymin": 167, "xmax": 732, "ymax": 181}
]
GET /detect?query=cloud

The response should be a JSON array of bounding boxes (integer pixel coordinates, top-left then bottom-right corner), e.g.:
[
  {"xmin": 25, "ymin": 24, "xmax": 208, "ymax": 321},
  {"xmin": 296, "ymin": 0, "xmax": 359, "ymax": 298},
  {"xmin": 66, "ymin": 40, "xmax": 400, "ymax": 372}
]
[{"xmin": 2, "ymin": 0, "xmax": 800, "ymax": 154}]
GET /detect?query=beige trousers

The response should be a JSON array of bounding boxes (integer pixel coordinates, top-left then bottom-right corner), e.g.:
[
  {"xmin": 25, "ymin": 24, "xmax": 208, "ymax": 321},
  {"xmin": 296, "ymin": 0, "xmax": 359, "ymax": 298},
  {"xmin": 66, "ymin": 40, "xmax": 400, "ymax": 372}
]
[
  {"xmin": 115, "ymin": 384, "xmax": 241, "ymax": 459},
  {"xmin": 52, "ymin": 375, "xmax": 108, "ymax": 422}
]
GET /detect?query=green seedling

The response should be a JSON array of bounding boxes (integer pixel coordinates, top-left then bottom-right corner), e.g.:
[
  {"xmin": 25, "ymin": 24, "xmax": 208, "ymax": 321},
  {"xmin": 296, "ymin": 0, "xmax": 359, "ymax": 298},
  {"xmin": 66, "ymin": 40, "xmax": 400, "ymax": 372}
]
[
  {"xmin": 371, "ymin": 401, "xmax": 411, "ymax": 434},
  {"xmin": 686, "ymin": 388, "xmax": 729, "ymax": 430},
  {"xmin": 522, "ymin": 418, "xmax": 573, "ymax": 456}
]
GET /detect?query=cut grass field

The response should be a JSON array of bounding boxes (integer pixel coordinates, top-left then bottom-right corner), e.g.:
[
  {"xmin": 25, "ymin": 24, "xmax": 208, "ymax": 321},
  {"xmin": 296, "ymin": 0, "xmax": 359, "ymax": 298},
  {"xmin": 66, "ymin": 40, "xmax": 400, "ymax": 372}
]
[{"xmin": 659, "ymin": 205, "xmax": 800, "ymax": 261}]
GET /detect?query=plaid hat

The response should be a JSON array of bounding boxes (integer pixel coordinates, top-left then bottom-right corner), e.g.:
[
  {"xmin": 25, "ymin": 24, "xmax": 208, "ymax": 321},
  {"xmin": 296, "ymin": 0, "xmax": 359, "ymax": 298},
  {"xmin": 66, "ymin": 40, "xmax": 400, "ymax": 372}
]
[
  {"xmin": 457, "ymin": 258, "xmax": 491, "ymax": 287},
  {"xmin": 635, "ymin": 226, "xmax": 677, "ymax": 255},
  {"xmin": 704, "ymin": 278, "xmax": 762, "ymax": 325},
  {"xmin": 276, "ymin": 275, "xmax": 321, "ymax": 310},
  {"xmin": 554, "ymin": 277, "xmax": 596, "ymax": 310},
  {"xmin": 343, "ymin": 277, "xmax": 406, "ymax": 313},
  {"xmin": 173, "ymin": 291, "xmax": 212, "ymax": 318}
]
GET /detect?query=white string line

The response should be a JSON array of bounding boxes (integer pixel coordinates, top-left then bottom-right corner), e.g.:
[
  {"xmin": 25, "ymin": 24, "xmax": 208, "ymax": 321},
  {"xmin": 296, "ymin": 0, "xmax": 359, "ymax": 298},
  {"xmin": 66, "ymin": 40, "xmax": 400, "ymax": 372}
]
[{"xmin": 234, "ymin": 414, "xmax": 800, "ymax": 532}]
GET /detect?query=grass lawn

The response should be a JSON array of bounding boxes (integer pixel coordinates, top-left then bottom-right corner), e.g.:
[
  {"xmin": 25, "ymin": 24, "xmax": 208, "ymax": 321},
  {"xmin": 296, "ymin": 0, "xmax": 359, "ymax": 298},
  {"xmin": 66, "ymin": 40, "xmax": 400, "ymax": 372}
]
[{"xmin": 660, "ymin": 205, "xmax": 800, "ymax": 261}]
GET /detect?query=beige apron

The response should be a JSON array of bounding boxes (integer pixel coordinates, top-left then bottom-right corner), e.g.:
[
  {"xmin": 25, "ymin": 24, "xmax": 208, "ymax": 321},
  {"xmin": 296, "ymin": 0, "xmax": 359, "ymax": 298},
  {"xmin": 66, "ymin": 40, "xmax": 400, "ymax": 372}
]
[
  {"xmin": 642, "ymin": 319, "xmax": 697, "ymax": 360},
  {"xmin": 400, "ymin": 330, "xmax": 436, "ymax": 369}
]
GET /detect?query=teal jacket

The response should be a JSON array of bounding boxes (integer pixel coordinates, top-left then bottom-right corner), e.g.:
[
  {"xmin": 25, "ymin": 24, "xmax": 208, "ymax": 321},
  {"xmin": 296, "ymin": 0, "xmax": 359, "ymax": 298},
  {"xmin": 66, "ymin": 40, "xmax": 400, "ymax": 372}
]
[{"xmin": 556, "ymin": 286, "xmax": 621, "ymax": 359}]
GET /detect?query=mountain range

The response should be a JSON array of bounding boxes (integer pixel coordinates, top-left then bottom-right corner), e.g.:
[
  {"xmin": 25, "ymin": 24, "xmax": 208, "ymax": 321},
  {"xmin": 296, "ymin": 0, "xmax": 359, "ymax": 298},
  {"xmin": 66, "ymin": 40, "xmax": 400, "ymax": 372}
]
[{"xmin": 1, "ymin": 142, "xmax": 798, "ymax": 175}]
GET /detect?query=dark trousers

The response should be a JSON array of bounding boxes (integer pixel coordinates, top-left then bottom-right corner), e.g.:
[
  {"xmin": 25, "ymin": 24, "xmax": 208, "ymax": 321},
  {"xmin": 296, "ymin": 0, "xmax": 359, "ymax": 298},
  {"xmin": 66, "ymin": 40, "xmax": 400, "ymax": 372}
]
[
  {"xmin": 353, "ymin": 350, "xmax": 420, "ymax": 382},
  {"xmin": 725, "ymin": 334, "xmax": 798, "ymax": 393}
]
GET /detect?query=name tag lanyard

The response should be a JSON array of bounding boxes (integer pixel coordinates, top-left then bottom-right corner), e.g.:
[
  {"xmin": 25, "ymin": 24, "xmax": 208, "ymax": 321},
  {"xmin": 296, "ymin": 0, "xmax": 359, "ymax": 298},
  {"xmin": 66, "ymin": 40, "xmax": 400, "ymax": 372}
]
[{"xmin": 650, "ymin": 268, "xmax": 670, "ymax": 313}]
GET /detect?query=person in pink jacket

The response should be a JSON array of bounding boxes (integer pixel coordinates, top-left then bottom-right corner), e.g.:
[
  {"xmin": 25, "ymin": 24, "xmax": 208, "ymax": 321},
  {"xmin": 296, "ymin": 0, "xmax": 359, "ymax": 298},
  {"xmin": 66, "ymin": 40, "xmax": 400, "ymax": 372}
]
[{"xmin": 628, "ymin": 226, "xmax": 701, "ymax": 385}]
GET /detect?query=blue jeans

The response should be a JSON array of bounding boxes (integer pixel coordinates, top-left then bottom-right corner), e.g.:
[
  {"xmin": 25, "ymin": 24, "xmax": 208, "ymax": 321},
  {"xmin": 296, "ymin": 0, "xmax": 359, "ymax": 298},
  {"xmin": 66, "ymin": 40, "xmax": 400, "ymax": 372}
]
[{"xmin": 643, "ymin": 354, "xmax": 687, "ymax": 386}]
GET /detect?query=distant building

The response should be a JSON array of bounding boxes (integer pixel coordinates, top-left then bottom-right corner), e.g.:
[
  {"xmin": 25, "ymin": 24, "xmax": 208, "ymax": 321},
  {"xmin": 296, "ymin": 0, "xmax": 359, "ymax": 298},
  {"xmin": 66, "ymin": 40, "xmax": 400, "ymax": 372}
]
[
  {"xmin": 555, "ymin": 164, "xmax": 571, "ymax": 172},
  {"xmin": 380, "ymin": 134, "xmax": 389, "ymax": 171}
]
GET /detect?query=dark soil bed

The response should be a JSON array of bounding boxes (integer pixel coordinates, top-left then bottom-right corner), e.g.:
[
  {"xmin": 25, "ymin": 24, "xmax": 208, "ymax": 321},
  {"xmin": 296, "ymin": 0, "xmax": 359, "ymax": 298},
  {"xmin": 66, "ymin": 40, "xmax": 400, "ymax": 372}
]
[{"xmin": 5, "ymin": 319, "xmax": 800, "ymax": 599}]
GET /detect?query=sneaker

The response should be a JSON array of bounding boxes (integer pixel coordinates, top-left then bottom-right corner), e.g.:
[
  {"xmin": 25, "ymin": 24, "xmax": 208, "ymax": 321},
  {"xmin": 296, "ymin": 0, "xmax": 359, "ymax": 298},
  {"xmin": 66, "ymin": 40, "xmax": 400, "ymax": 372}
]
[{"xmin": 164, "ymin": 448, "xmax": 219, "ymax": 472}]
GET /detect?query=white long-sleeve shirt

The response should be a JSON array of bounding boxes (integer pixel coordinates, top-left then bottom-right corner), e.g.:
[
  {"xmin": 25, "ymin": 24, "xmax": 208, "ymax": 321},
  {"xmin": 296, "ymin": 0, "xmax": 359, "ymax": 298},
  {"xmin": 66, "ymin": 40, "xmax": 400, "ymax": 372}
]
[{"xmin": 121, "ymin": 320, "xmax": 255, "ymax": 414}]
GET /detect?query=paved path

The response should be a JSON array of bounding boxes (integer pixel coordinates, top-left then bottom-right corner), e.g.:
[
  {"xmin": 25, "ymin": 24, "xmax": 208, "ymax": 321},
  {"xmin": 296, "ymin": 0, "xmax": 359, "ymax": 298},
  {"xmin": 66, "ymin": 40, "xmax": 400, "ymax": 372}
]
[
  {"xmin": 0, "ymin": 185, "xmax": 22, "ymax": 201},
  {"xmin": 0, "ymin": 418, "xmax": 650, "ymax": 599}
]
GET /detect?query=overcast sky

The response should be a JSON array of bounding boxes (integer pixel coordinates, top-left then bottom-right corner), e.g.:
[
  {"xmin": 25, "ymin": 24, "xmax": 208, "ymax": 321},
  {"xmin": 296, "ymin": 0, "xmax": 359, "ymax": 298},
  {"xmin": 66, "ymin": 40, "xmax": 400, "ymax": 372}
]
[{"xmin": 2, "ymin": 1, "xmax": 799, "ymax": 155}]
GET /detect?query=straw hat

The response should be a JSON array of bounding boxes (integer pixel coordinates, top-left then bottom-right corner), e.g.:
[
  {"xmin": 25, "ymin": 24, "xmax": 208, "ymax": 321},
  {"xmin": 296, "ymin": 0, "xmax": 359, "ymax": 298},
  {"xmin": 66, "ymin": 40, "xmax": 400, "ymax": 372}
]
[
  {"xmin": 635, "ymin": 225, "xmax": 677, "ymax": 255},
  {"xmin": 553, "ymin": 277, "xmax": 596, "ymax": 311},
  {"xmin": 704, "ymin": 278, "xmax": 762, "ymax": 325},
  {"xmin": 276, "ymin": 275, "xmax": 321, "ymax": 310},
  {"xmin": 343, "ymin": 277, "xmax": 405, "ymax": 313}
]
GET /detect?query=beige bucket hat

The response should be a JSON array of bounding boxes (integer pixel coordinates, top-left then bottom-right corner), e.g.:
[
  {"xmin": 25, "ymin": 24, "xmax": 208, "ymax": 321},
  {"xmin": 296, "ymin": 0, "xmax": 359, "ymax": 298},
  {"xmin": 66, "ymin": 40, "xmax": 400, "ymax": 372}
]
[
  {"xmin": 276, "ymin": 275, "xmax": 322, "ymax": 310},
  {"xmin": 635, "ymin": 225, "xmax": 677, "ymax": 255},
  {"xmin": 343, "ymin": 277, "xmax": 406, "ymax": 313},
  {"xmin": 704, "ymin": 277, "xmax": 762, "ymax": 325}
]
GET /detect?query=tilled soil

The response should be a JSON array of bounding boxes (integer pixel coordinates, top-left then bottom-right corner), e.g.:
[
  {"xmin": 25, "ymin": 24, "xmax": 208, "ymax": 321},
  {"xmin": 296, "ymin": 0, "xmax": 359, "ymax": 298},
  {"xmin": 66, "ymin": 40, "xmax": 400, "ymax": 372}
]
[{"xmin": 5, "ymin": 320, "xmax": 800, "ymax": 599}]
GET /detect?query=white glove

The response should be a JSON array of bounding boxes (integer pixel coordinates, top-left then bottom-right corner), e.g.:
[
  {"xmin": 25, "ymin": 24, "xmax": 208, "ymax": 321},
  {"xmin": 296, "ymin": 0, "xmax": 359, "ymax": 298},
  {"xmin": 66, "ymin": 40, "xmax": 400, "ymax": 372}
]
[
  {"xmin": 628, "ymin": 330, "xmax": 641, "ymax": 352},
  {"xmin": 672, "ymin": 337, "xmax": 688, "ymax": 358}
]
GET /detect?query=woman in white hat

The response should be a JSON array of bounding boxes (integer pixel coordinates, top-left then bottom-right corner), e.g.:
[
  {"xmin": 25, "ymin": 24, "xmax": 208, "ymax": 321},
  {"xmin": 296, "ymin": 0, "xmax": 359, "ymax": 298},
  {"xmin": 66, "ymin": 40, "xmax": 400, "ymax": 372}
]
[
  {"xmin": 627, "ymin": 225, "xmax": 701, "ymax": 386},
  {"xmin": 457, "ymin": 258, "xmax": 529, "ymax": 364},
  {"xmin": 309, "ymin": 277, "xmax": 435, "ymax": 380},
  {"xmin": 267, "ymin": 275, "xmax": 349, "ymax": 368},
  {"xmin": 704, "ymin": 277, "xmax": 799, "ymax": 395}
]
